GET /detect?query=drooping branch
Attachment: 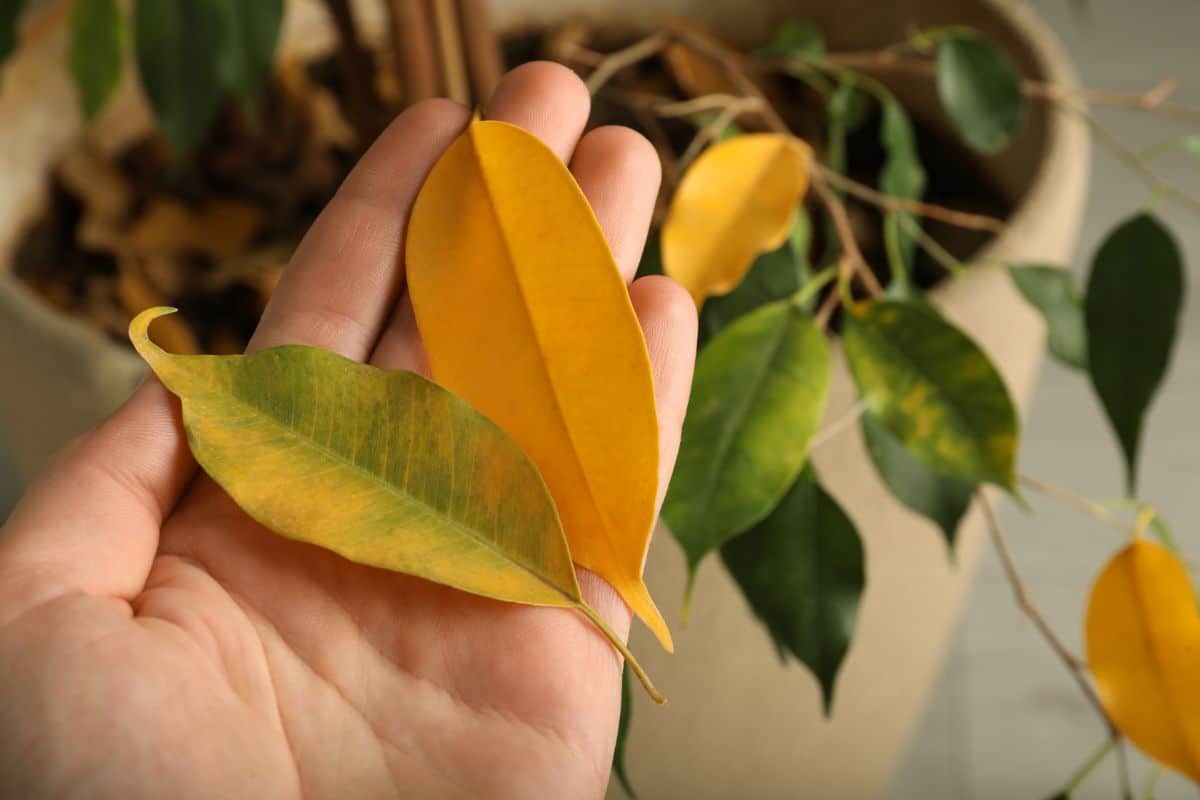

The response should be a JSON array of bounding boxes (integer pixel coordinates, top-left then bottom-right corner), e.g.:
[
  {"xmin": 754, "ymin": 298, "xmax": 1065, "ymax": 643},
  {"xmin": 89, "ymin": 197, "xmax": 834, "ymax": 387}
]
[{"xmin": 977, "ymin": 495, "xmax": 1133, "ymax": 797}]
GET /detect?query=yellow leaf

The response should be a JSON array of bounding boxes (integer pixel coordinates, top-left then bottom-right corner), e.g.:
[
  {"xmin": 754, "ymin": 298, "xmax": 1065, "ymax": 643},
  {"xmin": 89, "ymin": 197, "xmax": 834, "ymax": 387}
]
[
  {"xmin": 663, "ymin": 133, "xmax": 811, "ymax": 307},
  {"xmin": 129, "ymin": 307, "xmax": 664, "ymax": 702},
  {"xmin": 1085, "ymin": 539, "xmax": 1200, "ymax": 780},
  {"xmin": 405, "ymin": 120, "xmax": 672, "ymax": 651}
]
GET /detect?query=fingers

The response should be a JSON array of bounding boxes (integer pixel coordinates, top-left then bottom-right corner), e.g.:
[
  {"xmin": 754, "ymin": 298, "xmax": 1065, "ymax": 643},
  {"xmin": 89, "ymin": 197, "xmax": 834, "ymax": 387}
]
[
  {"xmin": 482, "ymin": 61, "xmax": 590, "ymax": 160},
  {"xmin": 370, "ymin": 62, "xmax": 592, "ymax": 371},
  {"xmin": 250, "ymin": 99, "xmax": 471, "ymax": 358},
  {"xmin": 569, "ymin": 125, "xmax": 661, "ymax": 283},
  {"xmin": 0, "ymin": 380, "xmax": 193, "ymax": 622},
  {"xmin": 629, "ymin": 276, "xmax": 698, "ymax": 513}
]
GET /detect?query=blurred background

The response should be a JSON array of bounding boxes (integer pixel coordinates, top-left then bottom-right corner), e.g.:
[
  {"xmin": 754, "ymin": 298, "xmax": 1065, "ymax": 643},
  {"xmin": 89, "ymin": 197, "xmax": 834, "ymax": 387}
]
[{"xmin": 2, "ymin": 0, "xmax": 1198, "ymax": 798}]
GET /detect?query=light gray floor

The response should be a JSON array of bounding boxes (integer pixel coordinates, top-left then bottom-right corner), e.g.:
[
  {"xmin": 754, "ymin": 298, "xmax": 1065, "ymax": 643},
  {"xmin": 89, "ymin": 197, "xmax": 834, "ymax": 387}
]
[
  {"xmin": 889, "ymin": 1, "xmax": 1200, "ymax": 798},
  {"xmin": 2, "ymin": 1, "xmax": 1199, "ymax": 796}
]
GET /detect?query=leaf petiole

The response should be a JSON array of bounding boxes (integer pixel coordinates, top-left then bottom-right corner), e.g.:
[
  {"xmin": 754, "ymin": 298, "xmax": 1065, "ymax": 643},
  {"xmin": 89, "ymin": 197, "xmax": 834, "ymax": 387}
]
[{"xmin": 576, "ymin": 602, "xmax": 667, "ymax": 705}]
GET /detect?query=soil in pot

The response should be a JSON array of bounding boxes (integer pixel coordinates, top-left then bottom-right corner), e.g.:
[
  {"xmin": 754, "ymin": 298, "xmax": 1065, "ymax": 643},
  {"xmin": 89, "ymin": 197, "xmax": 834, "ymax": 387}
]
[{"xmin": 9, "ymin": 20, "xmax": 1011, "ymax": 351}]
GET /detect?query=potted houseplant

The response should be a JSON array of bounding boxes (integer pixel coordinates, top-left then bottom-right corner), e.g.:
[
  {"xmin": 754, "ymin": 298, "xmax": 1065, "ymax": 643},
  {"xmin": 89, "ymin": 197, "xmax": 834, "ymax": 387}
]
[{"xmin": 3, "ymin": 1, "xmax": 1195, "ymax": 798}]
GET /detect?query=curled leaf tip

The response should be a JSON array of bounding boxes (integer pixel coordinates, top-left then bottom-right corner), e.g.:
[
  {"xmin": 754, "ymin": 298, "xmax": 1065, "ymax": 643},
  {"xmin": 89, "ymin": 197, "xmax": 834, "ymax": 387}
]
[{"xmin": 128, "ymin": 306, "xmax": 178, "ymax": 358}]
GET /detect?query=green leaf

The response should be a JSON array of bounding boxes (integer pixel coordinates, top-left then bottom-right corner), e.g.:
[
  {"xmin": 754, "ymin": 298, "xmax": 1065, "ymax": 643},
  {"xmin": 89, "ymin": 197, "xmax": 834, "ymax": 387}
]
[
  {"xmin": 68, "ymin": 0, "xmax": 126, "ymax": 120},
  {"xmin": 699, "ymin": 209, "xmax": 813, "ymax": 344},
  {"xmin": 1084, "ymin": 213, "xmax": 1185, "ymax": 495},
  {"xmin": 1009, "ymin": 265, "xmax": 1088, "ymax": 370},
  {"xmin": 0, "ymin": 0, "xmax": 29, "ymax": 69},
  {"xmin": 663, "ymin": 300, "xmax": 831, "ymax": 600},
  {"xmin": 612, "ymin": 666, "xmax": 637, "ymax": 799},
  {"xmin": 828, "ymin": 80, "xmax": 871, "ymax": 135},
  {"xmin": 757, "ymin": 20, "xmax": 824, "ymax": 62},
  {"xmin": 129, "ymin": 307, "xmax": 666, "ymax": 703},
  {"xmin": 843, "ymin": 300, "xmax": 1019, "ymax": 489},
  {"xmin": 135, "ymin": 0, "xmax": 229, "ymax": 155},
  {"xmin": 936, "ymin": 34, "xmax": 1028, "ymax": 154},
  {"xmin": 720, "ymin": 467, "xmax": 864, "ymax": 714},
  {"xmin": 213, "ymin": 0, "xmax": 283, "ymax": 101},
  {"xmin": 879, "ymin": 97, "xmax": 927, "ymax": 288},
  {"xmin": 861, "ymin": 412, "xmax": 974, "ymax": 553}
]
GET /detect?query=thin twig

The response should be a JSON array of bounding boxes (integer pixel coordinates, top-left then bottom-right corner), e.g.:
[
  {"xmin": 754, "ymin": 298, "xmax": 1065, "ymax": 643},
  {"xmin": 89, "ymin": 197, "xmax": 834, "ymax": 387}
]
[
  {"xmin": 1072, "ymin": 105, "xmax": 1200, "ymax": 217},
  {"xmin": 815, "ymin": 163, "xmax": 1007, "ymax": 234},
  {"xmin": 584, "ymin": 32, "xmax": 669, "ymax": 94},
  {"xmin": 1019, "ymin": 474, "xmax": 1136, "ymax": 535},
  {"xmin": 817, "ymin": 52, "xmax": 1200, "ymax": 125},
  {"xmin": 678, "ymin": 97, "xmax": 764, "ymax": 166},
  {"xmin": 978, "ymin": 495, "xmax": 1132, "ymax": 797},
  {"xmin": 809, "ymin": 401, "xmax": 867, "ymax": 451},
  {"xmin": 811, "ymin": 166, "xmax": 885, "ymax": 297},
  {"xmin": 663, "ymin": 22, "xmax": 790, "ymax": 134}
]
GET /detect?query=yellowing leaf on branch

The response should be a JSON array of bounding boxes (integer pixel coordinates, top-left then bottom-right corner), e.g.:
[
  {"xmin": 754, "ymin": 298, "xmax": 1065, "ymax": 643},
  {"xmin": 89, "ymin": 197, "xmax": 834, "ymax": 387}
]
[
  {"xmin": 129, "ymin": 307, "xmax": 664, "ymax": 702},
  {"xmin": 1085, "ymin": 539, "xmax": 1200, "ymax": 781},
  {"xmin": 663, "ymin": 133, "xmax": 811, "ymax": 307},
  {"xmin": 405, "ymin": 120, "xmax": 671, "ymax": 651}
]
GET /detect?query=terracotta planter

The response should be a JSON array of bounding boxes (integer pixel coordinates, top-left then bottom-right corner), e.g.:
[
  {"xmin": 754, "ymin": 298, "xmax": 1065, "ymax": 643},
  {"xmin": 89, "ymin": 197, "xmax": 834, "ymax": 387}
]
[{"xmin": 0, "ymin": 1, "xmax": 1087, "ymax": 797}]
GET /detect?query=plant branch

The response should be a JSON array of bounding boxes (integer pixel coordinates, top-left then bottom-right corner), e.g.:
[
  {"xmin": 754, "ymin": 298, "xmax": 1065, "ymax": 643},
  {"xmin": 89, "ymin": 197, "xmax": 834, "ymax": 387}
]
[
  {"xmin": 582, "ymin": 32, "xmax": 669, "ymax": 94},
  {"xmin": 662, "ymin": 21, "xmax": 790, "ymax": 134},
  {"xmin": 978, "ymin": 494, "xmax": 1132, "ymax": 798},
  {"xmin": 814, "ymin": 163, "xmax": 1007, "ymax": 234},
  {"xmin": 1019, "ymin": 474, "xmax": 1136, "ymax": 535},
  {"xmin": 319, "ymin": 0, "xmax": 379, "ymax": 144},
  {"xmin": 811, "ymin": 164, "xmax": 885, "ymax": 298}
]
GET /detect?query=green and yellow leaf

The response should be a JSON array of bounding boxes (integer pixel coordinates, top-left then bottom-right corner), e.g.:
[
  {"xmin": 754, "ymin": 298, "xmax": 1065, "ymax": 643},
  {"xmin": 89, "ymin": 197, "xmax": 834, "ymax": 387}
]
[
  {"xmin": 405, "ymin": 120, "xmax": 671, "ymax": 650},
  {"xmin": 662, "ymin": 133, "xmax": 812, "ymax": 307},
  {"xmin": 1086, "ymin": 539, "xmax": 1200, "ymax": 781},
  {"xmin": 843, "ymin": 300, "xmax": 1019, "ymax": 490},
  {"xmin": 129, "ymin": 307, "xmax": 664, "ymax": 702}
]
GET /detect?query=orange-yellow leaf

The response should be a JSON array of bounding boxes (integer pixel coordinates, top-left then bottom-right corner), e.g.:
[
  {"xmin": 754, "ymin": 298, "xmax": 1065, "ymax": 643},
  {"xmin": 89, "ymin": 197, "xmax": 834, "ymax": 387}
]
[
  {"xmin": 662, "ymin": 133, "xmax": 811, "ymax": 307},
  {"xmin": 405, "ymin": 119, "xmax": 672, "ymax": 651},
  {"xmin": 1085, "ymin": 539, "xmax": 1200, "ymax": 780}
]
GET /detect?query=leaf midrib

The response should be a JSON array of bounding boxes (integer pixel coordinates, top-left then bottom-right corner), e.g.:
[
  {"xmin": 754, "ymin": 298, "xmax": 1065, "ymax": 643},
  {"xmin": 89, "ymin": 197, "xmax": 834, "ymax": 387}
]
[
  {"xmin": 464, "ymin": 125, "xmax": 633, "ymax": 580},
  {"xmin": 693, "ymin": 306, "xmax": 797, "ymax": 543},
  {"xmin": 195, "ymin": 373, "xmax": 578, "ymax": 603}
]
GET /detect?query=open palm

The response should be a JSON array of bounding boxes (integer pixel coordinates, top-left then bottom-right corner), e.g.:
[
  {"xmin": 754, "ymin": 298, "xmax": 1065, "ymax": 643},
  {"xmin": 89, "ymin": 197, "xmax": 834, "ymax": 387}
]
[{"xmin": 0, "ymin": 63, "xmax": 696, "ymax": 800}]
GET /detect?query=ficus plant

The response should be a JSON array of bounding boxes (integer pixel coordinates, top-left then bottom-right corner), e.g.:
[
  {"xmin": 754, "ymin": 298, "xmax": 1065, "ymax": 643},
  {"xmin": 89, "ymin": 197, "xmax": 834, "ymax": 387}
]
[
  {"xmin": 595, "ymin": 18, "xmax": 1196, "ymax": 800},
  {"xmin": 5, "ymin": 1, "xmax": 1200, "ymax": 797}
]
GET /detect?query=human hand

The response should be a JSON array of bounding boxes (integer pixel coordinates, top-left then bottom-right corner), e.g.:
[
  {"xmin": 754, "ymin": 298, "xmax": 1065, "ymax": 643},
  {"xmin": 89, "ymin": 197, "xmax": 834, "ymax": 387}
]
[{"xmin": 0, "ymin": 63, "xmax": 696, "ymax": 800}]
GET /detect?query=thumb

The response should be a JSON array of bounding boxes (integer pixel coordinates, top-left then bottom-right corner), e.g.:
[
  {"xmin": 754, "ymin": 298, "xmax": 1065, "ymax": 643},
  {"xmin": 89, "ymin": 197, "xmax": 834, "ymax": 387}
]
[{"xmin": 0, "ymin": 378, "xmax": 194, "ymax": 619}]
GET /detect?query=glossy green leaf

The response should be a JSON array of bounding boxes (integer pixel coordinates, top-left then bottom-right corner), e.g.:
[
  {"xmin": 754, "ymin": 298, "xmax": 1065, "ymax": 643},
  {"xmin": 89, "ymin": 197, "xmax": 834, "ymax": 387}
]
[
  {"xmin": 699, "ymin": 209, "xmax": 813, "ymax": 344},
  {"xmin": 0, "ymin": 0, "xmax": 28, "ymax": 69},
  {"xmin": 612, "ymin": 666, "xmax": 637, "ymax": 799},
  {"xmin": 663, "ymin": 300, "xmax": 831, "ymax": 601},
  {"xmin": 213, "ymin": 0, "xmax": 283, "ymax": 101},
  {"xmin": 757, "ymin": 19, "xmax": 824, "ymax": 61},
  {"xmin": 1009, "ymin": 265, "xmax": 1087, "ymax": 370},
  {"xmin": 720, "ymin": 468, "xmax": 864, "ymax": 714},
  {"xmin": 879, "ymin": 97, "xmax": 926, "ymax": 289},
  {"xmin": 861, "ymin": 412, "xmax": 974, "ymax": 553},
  {"xmin": 936, "ymin": 34, "xmax": 1028, "ymax": 154},
  {"xmin": 843, "ymin": 300, "xmax": 1019, "ymax": 489},
  {"xmin": 1085, "ymin": 213, "xmax": 1185, "ymax": 495},
  {"xmin": 128, "ymin": 307, "xmax": 666, "ymax": 702},
  {"xmin": 135, "ymin": 0, "xmax": 228, "ymax": 154},
  {"xmin": 69, "ymin": 0, "xmax": 126, "ymax": 120}
]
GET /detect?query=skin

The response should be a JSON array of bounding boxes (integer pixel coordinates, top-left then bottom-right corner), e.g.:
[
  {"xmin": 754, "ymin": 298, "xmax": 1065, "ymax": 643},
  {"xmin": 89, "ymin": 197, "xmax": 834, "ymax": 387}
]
[{"xmin": 0, "ymin": 63, "xmax": 697, "ymax": 800}]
